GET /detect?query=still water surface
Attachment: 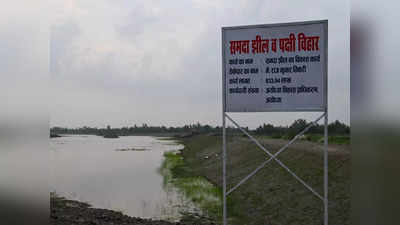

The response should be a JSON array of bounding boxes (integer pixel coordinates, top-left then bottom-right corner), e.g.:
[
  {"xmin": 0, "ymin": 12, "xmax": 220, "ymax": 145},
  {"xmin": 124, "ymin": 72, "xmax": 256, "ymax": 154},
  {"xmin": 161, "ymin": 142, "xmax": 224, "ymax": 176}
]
[{"xmin": 50, "ymin": 135, "xmax": 191, "ymax": 221}]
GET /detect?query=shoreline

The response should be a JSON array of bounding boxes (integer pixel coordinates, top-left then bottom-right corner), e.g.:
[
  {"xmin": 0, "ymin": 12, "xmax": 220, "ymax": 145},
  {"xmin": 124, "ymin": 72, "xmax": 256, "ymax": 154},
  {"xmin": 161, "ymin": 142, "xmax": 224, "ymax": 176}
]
[
  {"xmin": 161, "ymin": 137, "xmax": 223, "ymax": 224},
  {"xmin": 159, "ymin": 150, "xmax": 221, "ymax": 224},
  {"xmin": 50, "ymin": 193, "xmax": 216, "ymax": 225}
]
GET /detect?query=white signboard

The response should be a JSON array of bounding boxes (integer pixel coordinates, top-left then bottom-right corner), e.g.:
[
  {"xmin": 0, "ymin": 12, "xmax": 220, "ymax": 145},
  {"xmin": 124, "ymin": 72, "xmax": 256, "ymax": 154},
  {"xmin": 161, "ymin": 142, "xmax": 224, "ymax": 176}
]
[{"xmin": 222, "ymin": 20, "xmax": 327, "ymax": 112}]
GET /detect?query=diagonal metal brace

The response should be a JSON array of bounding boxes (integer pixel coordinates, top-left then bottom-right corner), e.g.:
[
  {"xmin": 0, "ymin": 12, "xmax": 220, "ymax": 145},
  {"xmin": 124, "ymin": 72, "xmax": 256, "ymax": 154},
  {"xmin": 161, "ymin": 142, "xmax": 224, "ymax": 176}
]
[
  {"xmin": 225, "ymin": 113, "xmax": 325, "ymax": 200},
  {"xmin": 271, "ymin": 113, "xmax": 325, "ymax": 159},
  {"xmin": 225, "ymin": 113, "xmax": 275, "ymax": 158},
  {"xmin": 226, "ymin": 156, "xmax": 273, "ymax": 195}
]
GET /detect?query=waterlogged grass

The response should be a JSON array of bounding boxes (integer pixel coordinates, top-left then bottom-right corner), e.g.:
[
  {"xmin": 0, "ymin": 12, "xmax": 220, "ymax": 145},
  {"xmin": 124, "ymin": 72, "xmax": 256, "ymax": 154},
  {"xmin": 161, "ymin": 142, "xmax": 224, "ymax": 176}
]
[
  {"xmin": 160, "ymin": 151, "xmax": 222, "ymax": 223},
  {"xmin": 177, "ymin": 178, "xmax": 221, "ymax": 211},
  {"xmin": 160, "ymin": 151, "xmax": 184, "ymax": 187}
]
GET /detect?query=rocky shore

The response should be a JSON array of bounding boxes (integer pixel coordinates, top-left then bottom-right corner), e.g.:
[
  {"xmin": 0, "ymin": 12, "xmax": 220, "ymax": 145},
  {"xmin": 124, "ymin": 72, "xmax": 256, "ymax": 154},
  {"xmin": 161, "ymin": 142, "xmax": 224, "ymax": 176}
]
[{"xmin": 51, "ymin": 193, "xmax": 216, "ymax": 225}]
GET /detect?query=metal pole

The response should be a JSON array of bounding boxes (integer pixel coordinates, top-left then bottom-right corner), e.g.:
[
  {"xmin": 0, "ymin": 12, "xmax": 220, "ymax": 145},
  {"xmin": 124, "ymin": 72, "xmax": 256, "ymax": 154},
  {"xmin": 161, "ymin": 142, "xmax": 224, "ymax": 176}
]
[
  {"xmin": 323, "ymin": 20, "xmax": 328, "ymax": 225},
  {"xmin": 221, "ymin": 28, "xmax": 227, "ymax": 225},
  {"xmin": 222, "ymin": 112, "xmax": 227, "ymax": 225},
  {"xmin": 324, "ymin": 110, "xmax": 328, "ymax": 225}
]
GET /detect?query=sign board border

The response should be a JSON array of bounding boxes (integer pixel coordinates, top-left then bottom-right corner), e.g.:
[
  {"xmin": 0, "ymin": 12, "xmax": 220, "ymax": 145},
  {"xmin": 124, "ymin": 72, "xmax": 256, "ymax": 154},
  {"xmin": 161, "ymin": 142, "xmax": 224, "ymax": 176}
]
[{"xmin": 222, "ymin": 19, "xmax": 328, "ymax": 113}]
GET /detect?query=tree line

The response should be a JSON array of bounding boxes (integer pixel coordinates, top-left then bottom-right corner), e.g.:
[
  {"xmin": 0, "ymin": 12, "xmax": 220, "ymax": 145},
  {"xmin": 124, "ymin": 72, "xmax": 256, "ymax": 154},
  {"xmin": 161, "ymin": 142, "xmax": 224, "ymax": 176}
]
[
  {"xmin": 51, "ymin": 119, "xmax": 349, "ymax": 137},
  {"xmin": 255, "ymin": 119, "xmax": 350, "ymax": 139}
]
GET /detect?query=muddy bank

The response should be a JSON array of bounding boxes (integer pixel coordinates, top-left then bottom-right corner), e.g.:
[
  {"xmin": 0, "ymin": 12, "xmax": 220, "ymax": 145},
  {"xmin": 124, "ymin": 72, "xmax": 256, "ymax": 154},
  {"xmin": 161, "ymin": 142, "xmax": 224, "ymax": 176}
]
[{"xmin": 51, "ymin": 193, "xmax": 216, "ymax": 225}]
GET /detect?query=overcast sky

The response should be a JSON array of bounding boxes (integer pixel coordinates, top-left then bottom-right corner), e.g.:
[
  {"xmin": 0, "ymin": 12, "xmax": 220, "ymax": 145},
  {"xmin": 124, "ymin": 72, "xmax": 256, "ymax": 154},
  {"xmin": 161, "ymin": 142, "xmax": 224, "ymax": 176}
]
[{"xmin": 50, "ymin": 0, "xmax": 349, "ymax": 128}]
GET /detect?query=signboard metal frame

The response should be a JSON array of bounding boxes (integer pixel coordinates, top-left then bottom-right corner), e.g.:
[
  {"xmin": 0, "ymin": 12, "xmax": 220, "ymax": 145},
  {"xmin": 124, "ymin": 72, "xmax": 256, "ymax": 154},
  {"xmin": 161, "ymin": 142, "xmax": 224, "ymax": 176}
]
[{"xmin": 221, "ymin": 20, "xmax": 328, "ymax": 225}]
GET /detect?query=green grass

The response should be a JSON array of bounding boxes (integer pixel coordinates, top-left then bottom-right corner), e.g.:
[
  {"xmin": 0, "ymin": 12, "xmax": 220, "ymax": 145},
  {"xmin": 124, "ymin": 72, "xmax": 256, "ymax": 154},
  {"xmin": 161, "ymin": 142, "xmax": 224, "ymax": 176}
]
[
  {"xmin": 303, "ymin": 134, "xmax": 350, "ymax": 145},
  {"xmin": 162, "ymin": 135, "xmax": 350, "ymax": 225},
  {"xmin": 262, "ymin": 133, "xmax": 350, "ymax": 145},
  {"xmin": 160, "ymin": 150, "xmax": 222, "ymax": 223},
  {"xmin": 328, "ymin": 135, "xmax": 350, "ymax": 145}
]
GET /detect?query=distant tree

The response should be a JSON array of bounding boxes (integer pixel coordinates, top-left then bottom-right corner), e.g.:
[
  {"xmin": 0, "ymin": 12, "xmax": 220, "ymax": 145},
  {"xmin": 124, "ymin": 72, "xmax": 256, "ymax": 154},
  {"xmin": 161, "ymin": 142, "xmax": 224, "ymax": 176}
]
[
  {"xmin": 328, "ymin": 120, "xmax": 350, "ymax": 135},
  {"xmin": 288, "ymin": 119, "xmax": 308, "ymax": 138}
]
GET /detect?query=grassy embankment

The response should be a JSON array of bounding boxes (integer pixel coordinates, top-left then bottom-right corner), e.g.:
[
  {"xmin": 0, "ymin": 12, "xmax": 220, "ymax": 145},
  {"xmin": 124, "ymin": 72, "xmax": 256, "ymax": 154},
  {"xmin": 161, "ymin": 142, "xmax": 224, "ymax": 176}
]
[
  {"xmin": 292, "ymin": 134, "xmax": 350, "ymax": 145},
  {"xmin": 159, "ymin": 141, "xmax": 222, "ymax": 224},
  {"xmin": 162, "ymin": 134, "xmax": 350, "ymax": 225}
]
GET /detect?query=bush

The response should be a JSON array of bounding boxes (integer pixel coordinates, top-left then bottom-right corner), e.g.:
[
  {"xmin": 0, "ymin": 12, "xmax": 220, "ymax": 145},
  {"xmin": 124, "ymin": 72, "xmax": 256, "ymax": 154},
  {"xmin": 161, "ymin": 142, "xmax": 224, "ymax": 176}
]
[
  {"xmin": 271, "ymin": 133, "xmax": 282, "ymax": 139},
  {"xmin": 305, "ymin": 134, "xmax": 323, "ymax": 142}
]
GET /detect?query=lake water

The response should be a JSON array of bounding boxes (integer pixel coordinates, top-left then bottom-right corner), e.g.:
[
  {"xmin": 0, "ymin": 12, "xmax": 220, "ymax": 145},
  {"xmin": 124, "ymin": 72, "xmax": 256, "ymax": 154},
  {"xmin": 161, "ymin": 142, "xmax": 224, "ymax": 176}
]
[{"xmin": 50, "ymin": 135, "xmax": 193, "ymax": 221}]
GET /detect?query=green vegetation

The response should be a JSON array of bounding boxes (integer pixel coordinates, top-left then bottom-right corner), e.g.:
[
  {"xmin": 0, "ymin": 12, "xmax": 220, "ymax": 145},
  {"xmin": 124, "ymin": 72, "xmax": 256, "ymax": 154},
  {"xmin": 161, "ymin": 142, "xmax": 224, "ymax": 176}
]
[
  {"xmin": 254, "ymin": 119, "xmax": 350, "ymax": 145},
  {"xmin": 302, "ymin": 134, "xmax": 350, "ymax": 145},
  {"xmin": 256, "ymin": 119, "xmax": 350, "ymax": 138},
  {"xmin": 50, "ymin": 123, "xmax": 232, "ymax": 136},
  {"xmin": 263, "ymin": 134, "xmax": 350, "ymax": 145},
  {"xmin": 50, "ymin": 119, "xmax": 350, "ymax": 139},
  {"xmin": 164, "ymin": 135, "xmax": 350, "ymax": 225},
  {"xmin": 50, "ymin": 133, "xmax": 61, "ymax": 138},
  {"xmin": 160, "ymin": 151, "xmax": 222, "ymax": 224}
]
